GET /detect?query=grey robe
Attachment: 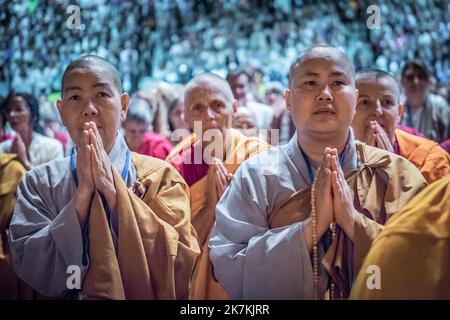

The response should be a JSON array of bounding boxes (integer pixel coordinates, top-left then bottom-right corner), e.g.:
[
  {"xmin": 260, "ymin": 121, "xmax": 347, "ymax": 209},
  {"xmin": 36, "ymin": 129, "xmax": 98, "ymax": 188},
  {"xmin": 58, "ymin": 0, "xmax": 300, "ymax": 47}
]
[
  {"xmin": 8, "ymin": 134, "xmax": 136, "ymax": 298},
  {"xmin": 209, "ymin": 130, "xmax": 359, "ymax": 299}
]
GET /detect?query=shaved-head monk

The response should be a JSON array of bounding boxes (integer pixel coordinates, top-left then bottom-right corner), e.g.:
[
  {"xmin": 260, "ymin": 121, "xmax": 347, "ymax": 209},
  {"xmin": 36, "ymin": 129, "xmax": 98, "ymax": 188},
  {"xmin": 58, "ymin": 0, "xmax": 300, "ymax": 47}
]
[
  {"xmin": 8, "ymin": 55, "xmax": 200, "ymax": 299},
  {"xmin": 166, "ymin": 73, "xmax": 270, "ymax": 299},
  {"xmin": 209, "ymin": 46, "xmax": 427, "ymax": 299},
  {"xmin": 352, "ymin": 69, "xmax": 449, "ymax": 183}
]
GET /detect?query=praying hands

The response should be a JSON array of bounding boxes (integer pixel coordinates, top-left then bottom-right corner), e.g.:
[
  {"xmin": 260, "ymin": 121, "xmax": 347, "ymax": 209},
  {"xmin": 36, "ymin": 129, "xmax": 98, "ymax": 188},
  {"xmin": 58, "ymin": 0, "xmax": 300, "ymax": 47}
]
[
  {"xmin": 305, "ymin": 147, "xmax": 356, "ymax": 251},
  {"xmin": 366, "ymin": 120, "xmax": 394, "ymax": 153},
  {"xmin": 194, "ymin": 158, "xmax": 233, "ymax": 245},
  {"xmin": 74, "ymin": 121, "xmax": 116, "ymax": 227}
]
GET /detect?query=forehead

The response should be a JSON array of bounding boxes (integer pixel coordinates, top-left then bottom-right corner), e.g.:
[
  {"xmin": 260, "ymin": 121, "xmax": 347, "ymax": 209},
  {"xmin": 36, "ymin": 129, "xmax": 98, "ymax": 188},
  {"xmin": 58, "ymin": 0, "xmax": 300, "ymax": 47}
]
[
  {"xmin": 235, "ymin": 74, "xmax": 249, "ymax": 83},
  {"xmin": 356, "ymin": 77, "xmax": 398, "ymax": 95},
  {"xmin": 403, "ymin": 67, "xmax": 427, "ymax": 77},
  {"xmin": 63, "ymin": 67, "xmax": 116, "ymax": 90},
  {"xmin": 293, "ymin": 51, "xmax": 354, "ymax": 80},
  {"xmin": 124, "ymin": 120, "xmax": 148, "ymax": 128},
  {"xmin": 8, "ymin": 96, "xmax": 27, "ymax": 107},
  {"xmin": 186, "ymin": 83, "xmax": 230, "ymax": 104}
]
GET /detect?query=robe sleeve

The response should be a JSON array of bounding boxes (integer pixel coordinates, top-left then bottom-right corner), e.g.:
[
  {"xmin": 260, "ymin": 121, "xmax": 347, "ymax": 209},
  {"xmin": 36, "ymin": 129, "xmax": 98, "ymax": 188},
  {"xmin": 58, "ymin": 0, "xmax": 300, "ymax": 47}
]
[
  {"xmin": 82, "ymin": 157, "xmax": 201, "ymax": 300},
  {"xmin": 420, "ymin": 145, "xmax": 450, "ymax": 183},
  {"xmin": 353, "ymin": 212, "xmax": 384, "ymax": 272},
  {"xmin": 47, "ymin": 140, "xmax": 64, "ymax": 162},
  {"xmin": 353, "ymin": 155, "xmax": 427, "ymax": 272},
  {"xmin": 140, "ymin": 163, "xmax": 200, "ymax": 299},
  {"xmin": 8, "ymin": 171, "xmax": 87, "ymax": 298},
  {"xmin": 209, "ymin": 164, "xmax": 313, "ymax": 299}
]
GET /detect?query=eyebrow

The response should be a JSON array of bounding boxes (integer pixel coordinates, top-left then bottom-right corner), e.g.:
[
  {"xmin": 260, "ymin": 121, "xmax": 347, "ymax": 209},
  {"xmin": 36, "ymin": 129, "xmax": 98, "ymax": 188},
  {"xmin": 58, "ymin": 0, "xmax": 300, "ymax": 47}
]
[
  {"xmin": 329, "ymin": 71, "xmax": 347, "ymax": 77},
  {"xmin": 299, "ymin": 71, "xmax": 348, "ymax": 78},
  {"xmin": 189, "ymin": 102, "xmax": 203, "ymax": 109},
  {"xmin": 64, "ymin": 85, "xmax": 82, "ymax": 93},
  {"xmin": 211, "ymin": 98, "xmax": 225, "ymax": 105},
  {"xmin": 300, "ymin": 72, "xmax": 320, "ymax": 77},
  {"xmin": 357, "ymin": 94, "xmax": 396, "ymax": 99},
  {"xmin": 92, "ymin": 82, "xmax": 112, "ymax": 89}
]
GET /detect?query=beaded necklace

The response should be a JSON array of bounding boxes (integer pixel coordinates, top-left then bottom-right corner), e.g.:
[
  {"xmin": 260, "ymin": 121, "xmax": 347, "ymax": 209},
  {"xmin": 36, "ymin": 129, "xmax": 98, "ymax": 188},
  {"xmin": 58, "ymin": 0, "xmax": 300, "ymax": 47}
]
[{"xmin": 310, "ymin": 166, "xmax": 337, "ymax": 300}]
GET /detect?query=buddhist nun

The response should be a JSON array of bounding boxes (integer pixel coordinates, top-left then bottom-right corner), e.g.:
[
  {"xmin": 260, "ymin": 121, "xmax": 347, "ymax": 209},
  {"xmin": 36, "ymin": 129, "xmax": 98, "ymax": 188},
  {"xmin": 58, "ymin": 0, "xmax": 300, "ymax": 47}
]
[
  {"xmin": 352, "ymin": 69, "xmax": 449, "ymax": 183},
  {"xmin": 8, "ymin": 55, "xmax": 200, "ymax": 299},
  {"xmin": 166, "ymin": 73, "xmax": 270, "ymax": 299},
  {"xmin": 209, "ymin": 46, "xmax": 427, "ymax": 299}
]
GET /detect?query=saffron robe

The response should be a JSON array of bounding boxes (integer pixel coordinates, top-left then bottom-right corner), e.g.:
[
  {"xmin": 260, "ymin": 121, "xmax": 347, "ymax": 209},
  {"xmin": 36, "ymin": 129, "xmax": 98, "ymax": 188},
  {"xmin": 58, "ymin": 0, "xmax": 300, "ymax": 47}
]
[
  {"xmin": 167, "ymin": 128, "xmax": 270, "ymax": 299},
  {"xmin": 394, "ymin": 128, "xmax": 450, "ymax": 183},
  {"xmin": 350, "ymin": 176, "xmax": 450, "ymax": 299}
]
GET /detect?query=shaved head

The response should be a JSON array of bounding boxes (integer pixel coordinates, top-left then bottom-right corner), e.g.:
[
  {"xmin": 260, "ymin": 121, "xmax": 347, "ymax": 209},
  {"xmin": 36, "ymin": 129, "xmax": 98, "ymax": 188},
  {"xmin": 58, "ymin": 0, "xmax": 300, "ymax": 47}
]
[
  {"xmin": 356, "ymin": 69, "xmax": 400, "ymax": 102},
  {"xmin": 184, "ymin": 73, "xmax": 234, "ymax": 103},
  {"xmin": 61, "ymin": 55, "xmax": 122, "ymax": 94},
  {"xmin": 288, "ymin": 45, "xmax": 355, "ymax": 87}
]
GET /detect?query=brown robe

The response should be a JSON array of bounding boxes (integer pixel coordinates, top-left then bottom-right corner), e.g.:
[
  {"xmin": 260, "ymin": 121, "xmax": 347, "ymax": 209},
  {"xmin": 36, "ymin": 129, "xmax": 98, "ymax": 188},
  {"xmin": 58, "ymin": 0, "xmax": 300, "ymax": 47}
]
[
  {"xmin": 81, "ymin": 153, "xmax": 200, "ymax": 299},
  {"xmin": 268, "ymin": 141, "xmax": 427, "ymax": 298}
]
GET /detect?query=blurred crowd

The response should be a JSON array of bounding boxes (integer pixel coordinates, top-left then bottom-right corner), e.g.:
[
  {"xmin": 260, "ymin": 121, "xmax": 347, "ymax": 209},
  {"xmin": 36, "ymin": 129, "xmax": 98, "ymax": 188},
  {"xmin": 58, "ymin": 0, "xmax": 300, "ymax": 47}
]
[
  {"xmin": 1, "ymin": 0, "xmax": 450, "ymax": 95},
  {"xmin": 0, "ymin": 1, "xmax": 449, "ymax": 163}
]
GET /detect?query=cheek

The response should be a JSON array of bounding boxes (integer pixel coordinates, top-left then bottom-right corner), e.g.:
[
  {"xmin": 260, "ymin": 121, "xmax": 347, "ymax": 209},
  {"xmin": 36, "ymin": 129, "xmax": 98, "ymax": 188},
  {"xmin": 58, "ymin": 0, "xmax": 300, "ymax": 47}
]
[
  {"xmin": 352, "ymin": 109, "xmax": 366, "ymax": 124},
  {"xmin": 20, "ymin": 111, "xmax": 32, "ymax": 122},
  {"xmin": 385, "ymin": 111, "xmax": 398, "ymax": 126},
  {"xmin": 335, "ymin": 92, "xmax": 356, "ymax": 115},
  {"xmin": 351, "ymin": 114, "xmax": 366, "ymax": 136},
  {"xmin": 184, "ymin": 114, "xmax": 196, "ymax": 128}
]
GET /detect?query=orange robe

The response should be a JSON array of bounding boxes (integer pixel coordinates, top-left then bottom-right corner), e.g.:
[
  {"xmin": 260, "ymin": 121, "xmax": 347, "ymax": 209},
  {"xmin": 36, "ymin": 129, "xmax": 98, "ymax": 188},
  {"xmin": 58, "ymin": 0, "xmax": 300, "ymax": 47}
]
[
  {"xmin": 166, "ymin": 129, "xmax": 270, "ymax": 299},
  {"xmin": 350, "ymin": 176, "xmax": 450, "ymax": 299},
  {"xmin": 81, "ymin": 153, "xmax": 200, "ymax": 299},
  {"xmin": 395, "ymin": 128, "xmax": 450, "ymax": 183}
]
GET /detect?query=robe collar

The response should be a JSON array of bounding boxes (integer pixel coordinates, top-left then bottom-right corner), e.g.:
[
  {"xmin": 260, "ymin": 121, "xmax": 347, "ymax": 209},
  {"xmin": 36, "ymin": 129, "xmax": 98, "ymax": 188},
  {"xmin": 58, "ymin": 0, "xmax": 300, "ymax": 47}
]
[{"xmin": 285, "ymin": 129, "xmax": 359, "ymax": 185}]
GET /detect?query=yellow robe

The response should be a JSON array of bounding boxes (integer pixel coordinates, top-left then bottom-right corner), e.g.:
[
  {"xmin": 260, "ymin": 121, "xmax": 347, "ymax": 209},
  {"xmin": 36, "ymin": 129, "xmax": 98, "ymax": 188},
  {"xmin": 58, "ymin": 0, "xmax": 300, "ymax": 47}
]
[
  {"xmin": 81, "ymin": 153, "xmax": 200, "ymax": 299},
  {"xmin": 268, "ymin": 141, "xmax": 427, "ymax": 298},
  {"xmin": 350, "ymin": 176, "xmax": 450, "ymax": 299},
  {"xmin": 166, "ymin": 129, "xmax": 270, "ymax": 299},
  {"xmin": 395, "ymin": 128, "xmax": 450, "ymax": 183},
  {"xmin": 0, "ymin": 154, "xmax": 26, "ymax": 299}
]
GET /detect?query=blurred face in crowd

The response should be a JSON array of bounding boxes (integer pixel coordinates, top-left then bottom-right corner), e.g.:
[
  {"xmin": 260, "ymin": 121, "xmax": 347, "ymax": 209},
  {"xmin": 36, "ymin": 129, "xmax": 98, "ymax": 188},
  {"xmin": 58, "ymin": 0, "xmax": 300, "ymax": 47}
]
[
  {"xmin": 266, "ymin": 90, "xmax": 283, "ymax": 107},
  {"xmin": 184, "ymin": 75, "xmax": 238, "ymax": 146},
  {"xmin": 285, "ymin": 47, "xmax": 358, "ymax": 139},
  {"xmin": 232, "ymin": 107, "xmax": 257, "ymax": 137},
  {"xmin": 6, "ymin": 96, "xmax": 32, "ymax": 134},
  {"xmin": 437, "ymin": 85, "xmax": 450, "ymax": 104},
  {"xmin": 228, "ymin": 73, "xmax": 249, "ymax": 102},
  {"xmin": 169, "ymin": 99, "xmax": 189, "ymax": 130},
  {"xmin": 123, "ymin": 119, "xmax": 148, "ymax": 150},
  {"xmin": 57, "ymin": 64, "xmax": 129, "ymax": 153},
  {"xmin": 352, "ymin": 76, "xmax": 403, "ymax": 144},
  {"xmin": 401, "ymin": 66, "xmax": 428, "ymax": 104}
]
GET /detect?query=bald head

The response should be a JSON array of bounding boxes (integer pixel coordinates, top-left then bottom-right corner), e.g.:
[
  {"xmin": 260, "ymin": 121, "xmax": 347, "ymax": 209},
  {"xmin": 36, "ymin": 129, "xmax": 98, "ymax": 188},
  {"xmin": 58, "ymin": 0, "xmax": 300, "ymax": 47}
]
[
  {"xmin": 288, "ymin": 45, "xmax": 355, "ymax": 87},
  {"xmin": 184, "ymin": 73, "xmax": 234, "ymax": 103},
  {"xmin": 356, "ymin": 69, "xmax": 400, "ymax": 103},
  {"xmin": 61, "ymin": 55, "xmax": 122, "ymax": 95}
]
